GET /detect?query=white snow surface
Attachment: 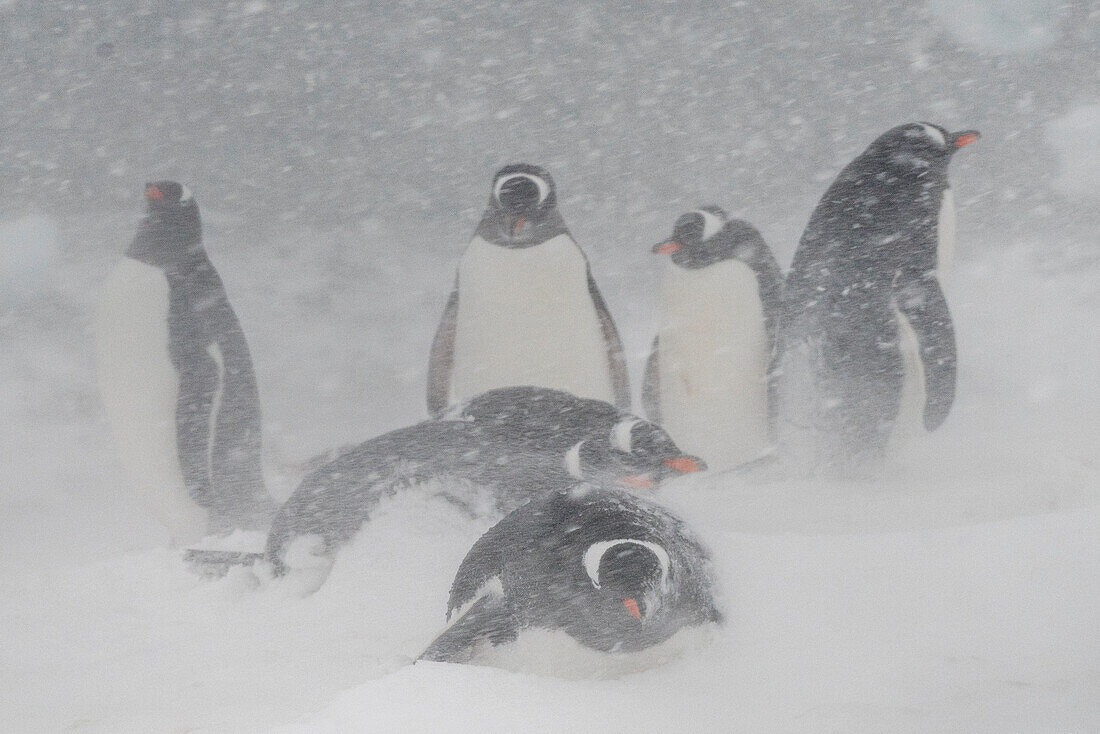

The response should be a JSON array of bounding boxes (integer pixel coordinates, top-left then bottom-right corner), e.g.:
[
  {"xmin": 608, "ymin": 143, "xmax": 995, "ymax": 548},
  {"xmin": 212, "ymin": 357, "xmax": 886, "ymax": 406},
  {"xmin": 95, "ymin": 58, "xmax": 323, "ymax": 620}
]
[{"xmin": 1, "ymin": 212, "xmax": 1098, "ymax": 732}]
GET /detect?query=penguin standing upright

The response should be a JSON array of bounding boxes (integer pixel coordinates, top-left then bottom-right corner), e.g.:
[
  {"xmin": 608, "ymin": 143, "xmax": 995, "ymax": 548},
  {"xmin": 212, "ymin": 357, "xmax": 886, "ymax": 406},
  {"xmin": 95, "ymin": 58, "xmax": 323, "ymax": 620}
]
[
  {"xmin": 96, "ymin": 182, "xmax": 275, "ymax": 542},
  {"xmin": 427, "ymin": 164, "xmax": 630, "ymax": 418},
  {"xmin": 775, "ymin": 124, "xmax": 979, "ymax": 476},
  {"xmin": 418, "ymin": 483, "xmax": 721, "ymax": 664},
  {"xmin": 643, "ymin": 207, "xmax": 783, "ymax": 469}
]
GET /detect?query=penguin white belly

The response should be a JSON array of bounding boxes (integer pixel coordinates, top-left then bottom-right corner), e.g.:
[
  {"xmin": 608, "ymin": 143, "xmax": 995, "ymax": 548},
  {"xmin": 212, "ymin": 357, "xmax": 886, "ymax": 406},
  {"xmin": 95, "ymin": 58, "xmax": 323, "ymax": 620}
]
[
  {"xmin": 96, "ymin": 258, "xmax": 208, "ymax": 542},
  {"xmin": 889, "ymin": 304, "xmax": 927, "ymax": 453},
  {"xmin": 451, "ymin": 235, "xmax": 613, "ymax": 404},
  {"xmin": 937, "ymin": 188, "xmax": 956, "ymax": 283},
  {"xmin": 657, "ymin": 261, "xmax": 770, "ymax": 469}
]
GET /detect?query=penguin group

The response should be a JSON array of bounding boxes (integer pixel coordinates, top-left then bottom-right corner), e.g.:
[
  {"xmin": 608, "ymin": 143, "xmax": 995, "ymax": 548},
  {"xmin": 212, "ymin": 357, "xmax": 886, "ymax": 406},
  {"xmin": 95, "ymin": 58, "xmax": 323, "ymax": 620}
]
[{"xmin": 96, "ymin": 121, "xmax": 977, "ymax": 667}]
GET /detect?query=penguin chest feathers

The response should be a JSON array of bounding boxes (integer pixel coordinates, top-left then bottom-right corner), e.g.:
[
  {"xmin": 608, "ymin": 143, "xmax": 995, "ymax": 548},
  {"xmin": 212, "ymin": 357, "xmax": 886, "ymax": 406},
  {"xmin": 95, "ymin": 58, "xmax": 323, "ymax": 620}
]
[
  {"xmin": 452, "ymin": 234, "xmax": 613, "ymax": 404},
  {"xmin": 657, "ymin": 259, "xmax": 770, "ymax": 466},
  {"xmin": 96, "ymin": 257, "xmax": 209, "ymax": 541}
]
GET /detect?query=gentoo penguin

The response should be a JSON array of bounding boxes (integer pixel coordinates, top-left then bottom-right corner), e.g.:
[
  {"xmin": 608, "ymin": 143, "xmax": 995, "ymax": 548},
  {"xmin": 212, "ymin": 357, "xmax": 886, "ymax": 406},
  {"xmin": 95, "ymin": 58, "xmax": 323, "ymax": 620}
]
[
  {"xmin": 775, "ymin": 124, "xmax": 980, "ymax": 476},
  {"xmin": 418, "ymin": 482, "xmax": 721, "ymax": 663},
  {"xmin": 643, "ymin": 207, "xmax": 783, "ymax": 469},
  {"xmin": 96, "ymin": 182, "xmax": 275, "ymax": 542},
  {"xmin": 427, "ymin": 164, "xmax": 631, "ymax": 418},
  {"xmin": 186, "ymin": 387, "xmax": 704, "ymax": 586}
]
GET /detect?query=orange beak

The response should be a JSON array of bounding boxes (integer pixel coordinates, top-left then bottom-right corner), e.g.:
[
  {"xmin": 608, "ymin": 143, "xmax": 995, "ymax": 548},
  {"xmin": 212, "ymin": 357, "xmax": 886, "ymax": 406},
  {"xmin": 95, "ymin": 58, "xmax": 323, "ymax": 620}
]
[
  {"xmin": 622, "ymin": 597, "xmax": 641, "ymax": 619},
  {"xmin": 663, "ymin": 456, "xmax": 705, "ymax": 473},
  {"xmin": 653, "ymin": 240, "xmax": 682, "ymax": 255},
  {"xmin": 145, "ymin": 185, "xmax": 164, "ymax": 200},
  {"xmin": 952, "ymin": 130, "xmax": 980, "ymax": 148}
]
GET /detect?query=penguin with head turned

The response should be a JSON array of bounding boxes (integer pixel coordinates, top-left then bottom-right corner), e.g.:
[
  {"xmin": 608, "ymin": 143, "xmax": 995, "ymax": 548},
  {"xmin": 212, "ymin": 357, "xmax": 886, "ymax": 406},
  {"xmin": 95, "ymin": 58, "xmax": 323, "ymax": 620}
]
[
  {"xmin": 427, "ymin": 165, "xmax": 631, "ymax": 418},
  {"xmin": 643, "ymin": 207, "xmax": 783, "ymax": 470},
  {"xmin": 418, "ymin": 482, "xmax": 721, "ymax": 664},
  {"xmin": 96, "ymin": 182, "xmax": 276, "ymax": 542},
  {"xmin": 775, "ymin": 123, "xmax": 980, "ymax": 477}
]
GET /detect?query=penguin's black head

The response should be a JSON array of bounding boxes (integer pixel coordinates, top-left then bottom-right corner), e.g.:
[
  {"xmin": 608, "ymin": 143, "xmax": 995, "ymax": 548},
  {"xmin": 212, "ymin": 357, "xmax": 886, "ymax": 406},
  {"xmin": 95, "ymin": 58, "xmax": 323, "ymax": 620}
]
[
  {"xmin": 126, "ymin": 181, "xmax": 203, "ymax": 268},
  {"xmin": 652, "ymin": 206, "xmax": 732, "ymax": 269},
  {"xmin": 582, "ymin": 538, "xmax": 671, "ymax": 629},
  {"xmin": 870, "ymin": 123, "xmax": 980, "ymax": 174},
  {"xmin": 476, "ymin": 164, "xmax": 568, "ymax": 247},
  {"xmin": 564, "ymin": 417, "xmax": 706, "ymax": 490}
]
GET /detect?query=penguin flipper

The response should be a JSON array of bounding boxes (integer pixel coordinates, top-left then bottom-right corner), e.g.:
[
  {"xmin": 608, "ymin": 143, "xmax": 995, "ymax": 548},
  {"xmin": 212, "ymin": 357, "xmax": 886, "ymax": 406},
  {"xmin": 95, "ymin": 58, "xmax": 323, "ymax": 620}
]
[
  {"xmin": 586, "ymin": 270, "xmax": 631, "ymax": 411},
  {"xmin": 642, "ymin": 335, "xmax": 661, "ymax": 423},
  {"xmin": 418, "ymin": 595, "xmax": 519, "ymax": 663},
  {"xmin": 175, "ymin": 342, "xmax": 220, "ymax": 507},
  {"xmin": 427, "ymin": 286, "xmax": 459, "ymax": 419},
  {"xmin": 896, "ymin": 275, "xmax": 956, "ymax": 431}
]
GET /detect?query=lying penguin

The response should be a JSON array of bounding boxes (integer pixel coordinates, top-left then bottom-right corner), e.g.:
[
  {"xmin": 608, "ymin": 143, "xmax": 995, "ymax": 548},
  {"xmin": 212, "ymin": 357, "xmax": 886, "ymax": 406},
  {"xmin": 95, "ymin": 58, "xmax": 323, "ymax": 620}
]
[
  {"xmin": 643, "ymin": 207, "xmax": 783, "ymax": 470},
  {"xmin": 418, "ymin": 482, "xmax": 722, "ymax": 664},
  {"xmin": 775, "ymin": 123, "xmax": 979, "ymax": 477},
  {"xmin": 186, "ymin": 387, "xmax": 704, "ymax": 587}
]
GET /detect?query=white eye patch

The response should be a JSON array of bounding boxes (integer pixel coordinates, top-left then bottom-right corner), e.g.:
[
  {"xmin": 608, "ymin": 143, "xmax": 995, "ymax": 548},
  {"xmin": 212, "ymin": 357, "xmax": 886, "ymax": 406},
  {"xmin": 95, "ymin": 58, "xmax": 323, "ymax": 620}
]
[
  {"xmin": 565, "ymin": 440, "xmax": 585, "ymax": 479},
  {"xmin": 611, "ymin": 418, "xmax": 643, "ymax": 453},
  {"xmin": 920, "ymin": 124, "xmax": 946, "ymax": 147},
  {"xmin": 583, "ymin": 539, "xmax": 671, "ymax": 592},
  {"xmin": 494, "ymin": 173, "xmax": 549, "ymax": 205},
  {"xmin": 693, "ymin": 209, "xmax": 724, "ymax": 241},
  {"xmin": 179, "ymin": 185, "xmax": 193, "ymax": 202}
]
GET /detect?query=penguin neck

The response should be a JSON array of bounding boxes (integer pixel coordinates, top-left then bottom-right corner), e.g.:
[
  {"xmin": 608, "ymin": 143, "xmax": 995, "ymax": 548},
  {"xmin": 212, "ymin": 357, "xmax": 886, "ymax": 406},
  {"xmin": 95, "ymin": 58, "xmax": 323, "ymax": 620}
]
[
  {"xmin": 474, "ymin": 207, "xmax": 569, "ymax": 249},
  {"xmin": 671, "ymin": 242, "xmax": 733, "ymax": 270}
]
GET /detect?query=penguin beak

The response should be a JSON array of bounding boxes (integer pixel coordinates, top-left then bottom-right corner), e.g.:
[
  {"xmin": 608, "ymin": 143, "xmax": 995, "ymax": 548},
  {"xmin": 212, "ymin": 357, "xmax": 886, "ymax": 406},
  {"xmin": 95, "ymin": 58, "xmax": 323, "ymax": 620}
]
[
  {"xmin": 950, "ymin": 130, "xmax": 980, "ymax": 148},
  {"xmin": 663, "ymin": 455, "xmax": 706, "ymax": 473},
  {"xmin": 619, "ymin": 474, "xmax": 655, "ymax": 489},
  {"xmin": 145, "ymin": 184, "xmax": 164, "ymax": 201},
  {"xmin": 622, "ymin": 597, "xmax": 642, "ymax": 620},
  {"xmin": 653, "ymin": 240, "xmax": 682, "ymax": 255},
  {"xmin": 511, "ymin": 215, "xmax": 526, "ymax": 236}
]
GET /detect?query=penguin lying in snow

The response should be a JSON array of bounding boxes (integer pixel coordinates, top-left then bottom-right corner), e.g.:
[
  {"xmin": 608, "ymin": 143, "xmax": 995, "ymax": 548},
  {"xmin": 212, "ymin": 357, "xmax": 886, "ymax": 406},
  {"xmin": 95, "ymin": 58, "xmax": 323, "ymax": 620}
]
[
  {"xmin": 775, "ymin": 123, "xmax": 979, "ymax": 477},
  {"xmin": 428, "ymin": 164, "xmax": 630, "ymax": 418},
  {"xmin": 186, "ymin": 387, "xmax": 704, "ymax": 586},
  {"xmin": 643, "ymin": 207, "xmax": 783, "ymax": 470},
  {"xmin": 418, "ymin": 482, "xmax": 722, "ymax": 663},
  {"xmin": 96, "ymin": 182, "xmax": 275, "ymax": 543}
]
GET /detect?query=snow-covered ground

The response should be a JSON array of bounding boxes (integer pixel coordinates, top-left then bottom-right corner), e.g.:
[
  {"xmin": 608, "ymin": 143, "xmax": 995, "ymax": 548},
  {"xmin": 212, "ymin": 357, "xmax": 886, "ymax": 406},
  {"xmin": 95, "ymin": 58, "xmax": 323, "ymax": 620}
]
[{"xmin": 1, "ymin": 201, "xmax": 1097, "ymax": 732}]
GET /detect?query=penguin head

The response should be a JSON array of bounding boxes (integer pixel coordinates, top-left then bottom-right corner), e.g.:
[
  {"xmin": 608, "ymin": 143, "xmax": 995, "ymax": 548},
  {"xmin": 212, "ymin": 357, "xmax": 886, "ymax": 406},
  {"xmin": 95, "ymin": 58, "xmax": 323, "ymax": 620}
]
[
  {"xmin": 582, "ymin": 538, "xmax": 672, "ymax": 632},
  {"xmin": 476, "ymin": 164, "xmax": 568, "ymax": 247},
  {"xmin": 869, "ymin": 123, "xmax": 980, "ymax": 174},
  {"xmin": 655, "ymin": 206, "xmax": 768, "ymax": 270},
  {"xmin": 127, "ymin": 181, "xmax": 203, "ymax": 268},
  {"xmin": 564, "ymin": 418, "xmax": 706, "ymax": 490}
]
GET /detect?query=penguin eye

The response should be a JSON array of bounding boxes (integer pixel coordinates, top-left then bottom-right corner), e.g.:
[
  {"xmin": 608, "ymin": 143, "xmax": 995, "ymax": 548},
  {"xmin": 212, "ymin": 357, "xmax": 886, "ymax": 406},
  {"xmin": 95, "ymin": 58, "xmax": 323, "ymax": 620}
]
[
  {"xmin": 582, "ymin": 539, "xmax": 671, "ymax": 592},
  {"xmin": 693, "ymin": 209, "xmax": 724, "ymax": 241},
  {"xmin": 494, "ymin": 173, "xmax": 550, "ymax": 206},
  {"xmin": 611, "ymin": 418, "xmax": 642, "ymax": 453}
]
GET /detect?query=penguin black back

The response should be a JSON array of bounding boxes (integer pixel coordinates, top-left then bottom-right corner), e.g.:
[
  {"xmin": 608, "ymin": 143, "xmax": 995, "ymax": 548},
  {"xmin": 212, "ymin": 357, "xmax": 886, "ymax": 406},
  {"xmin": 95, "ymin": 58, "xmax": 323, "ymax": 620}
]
[{"xmin": 776, "ymin": 123, "xmax": 979, "ymax": 475}]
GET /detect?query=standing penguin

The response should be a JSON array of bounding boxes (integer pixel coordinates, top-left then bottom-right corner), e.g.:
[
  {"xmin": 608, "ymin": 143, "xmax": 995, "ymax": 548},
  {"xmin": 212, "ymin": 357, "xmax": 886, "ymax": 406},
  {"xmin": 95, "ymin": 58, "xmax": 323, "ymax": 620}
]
[
  {"xmin": 96, "ymin": 182, "xmax": 275, "ymax": 542},
  {"xmin": 427, "ymin": 164, "xmax": 630, "ymax": 418},
  {"xmin": 418, "ymin": 483, "xmax": 722, "ymax": 664},
  {"xmin": 643, "ymin": 207, "xmax": 783, "ymax": 470},
  {"xmin": 775, "ymin": 124, "xmax": 980, "ymax": 476}
]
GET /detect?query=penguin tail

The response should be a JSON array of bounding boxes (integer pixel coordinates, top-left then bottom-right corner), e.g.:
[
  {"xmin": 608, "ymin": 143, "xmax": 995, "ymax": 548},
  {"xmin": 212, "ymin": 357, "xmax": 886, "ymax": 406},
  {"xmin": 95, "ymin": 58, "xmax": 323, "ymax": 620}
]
[{"xmin": 182, "ymin": 549, "xmax": 264, "ymax": 578}]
